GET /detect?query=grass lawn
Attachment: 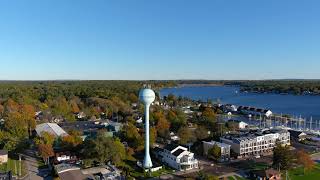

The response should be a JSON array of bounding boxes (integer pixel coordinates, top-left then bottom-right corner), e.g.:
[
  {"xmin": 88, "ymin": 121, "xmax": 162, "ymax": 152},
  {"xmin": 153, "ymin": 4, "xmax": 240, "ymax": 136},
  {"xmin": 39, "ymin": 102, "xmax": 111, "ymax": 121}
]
[
  {"xmin": 0, "ymin": 158, "xmax": 27, "ymax": 177},
  {"xmin": 250, "ymin": 162, "xmax": 269, "ymax": 170},
  {"xmin": 130, "ymin": 166, "xmax": 174, "ymax": 178},
  {"xmin": 289, "ymin": 163, "xmax": 320, "ymax": 180},
  {"xmin": 227, "ymin": 176, "xmax": 248, "ymax": 180}
]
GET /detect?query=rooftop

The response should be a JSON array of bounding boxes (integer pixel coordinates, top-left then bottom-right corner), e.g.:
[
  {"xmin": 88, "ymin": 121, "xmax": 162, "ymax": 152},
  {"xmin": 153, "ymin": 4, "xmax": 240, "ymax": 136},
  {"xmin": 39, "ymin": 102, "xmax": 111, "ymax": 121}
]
[
  {"xmin": 203, "ymin": 141, "xmax": 231, "ymax": 148},
  {"xmin": 36, "ymin": 123, "xmax": 68, "ymax": 137}
]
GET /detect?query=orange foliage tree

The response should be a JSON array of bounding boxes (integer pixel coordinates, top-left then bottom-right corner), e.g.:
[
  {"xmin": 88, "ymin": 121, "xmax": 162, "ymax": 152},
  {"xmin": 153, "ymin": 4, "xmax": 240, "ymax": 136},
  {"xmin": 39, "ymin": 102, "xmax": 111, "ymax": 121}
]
[{"xmin": 297, "ymin": 150, "xmax": 315, "ymax": 174}]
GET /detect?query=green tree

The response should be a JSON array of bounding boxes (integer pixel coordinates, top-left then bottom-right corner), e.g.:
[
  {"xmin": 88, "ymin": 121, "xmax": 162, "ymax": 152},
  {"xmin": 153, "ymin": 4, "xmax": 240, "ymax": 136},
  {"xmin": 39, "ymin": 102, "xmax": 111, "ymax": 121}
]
[
  {"xmin": 273, "ymin": 144, "xmax": 293, "ymax": 171},
  {"xmin": 207, "ymin": 144, "xmax": 221, "ymax": 161},
  {"xmin": 83, "ymin": 134, "xmax": 126, "ymax": 166},
  {"xmin": 167, "ymin": 109, "xmax": 187, "ymax": 131},
  {"xmin": 177, "ymin": 126, "xmax": 195, "ymax": 145}
]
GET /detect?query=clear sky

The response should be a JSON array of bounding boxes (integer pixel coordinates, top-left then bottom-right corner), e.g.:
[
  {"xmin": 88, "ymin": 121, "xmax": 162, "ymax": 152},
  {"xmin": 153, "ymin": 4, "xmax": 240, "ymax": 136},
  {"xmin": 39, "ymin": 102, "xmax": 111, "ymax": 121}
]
[{"xmin": 0, "ymin": 0, "xmax": 319, "ymax": 80}]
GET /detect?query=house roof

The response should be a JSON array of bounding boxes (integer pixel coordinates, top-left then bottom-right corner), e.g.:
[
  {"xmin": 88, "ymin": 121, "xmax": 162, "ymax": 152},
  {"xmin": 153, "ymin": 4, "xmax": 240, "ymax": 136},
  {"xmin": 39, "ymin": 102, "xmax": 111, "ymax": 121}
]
[
  {"xmin": 288, "ymin": 130, "xmax": 306, "ymax": 138},
  {"xmin": 172, "ymin": 149, "xmax": 185, "ymax": 157},
  {"xmin": 163, "ymin": 144, "xmax": 179, "ymax": 151},
  {"xmin": 36, "ymin": 123, "xmax": 68, "ymax": 137},
  {"xmin": 0, "ymin": 150, "xmax": 8, "ymax": 156},
  {"xmin": 59, "ymin": 169, "xmax": 92, "ymax": 180}
]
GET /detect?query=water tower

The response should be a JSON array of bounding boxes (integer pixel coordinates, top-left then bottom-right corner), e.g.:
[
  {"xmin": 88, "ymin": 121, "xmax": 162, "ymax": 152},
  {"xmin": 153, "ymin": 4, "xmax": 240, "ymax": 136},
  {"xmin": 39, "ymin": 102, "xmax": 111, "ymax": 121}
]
[{"xmin": 139, "ymin": 85, "xmax": 155, "ymax": 169}]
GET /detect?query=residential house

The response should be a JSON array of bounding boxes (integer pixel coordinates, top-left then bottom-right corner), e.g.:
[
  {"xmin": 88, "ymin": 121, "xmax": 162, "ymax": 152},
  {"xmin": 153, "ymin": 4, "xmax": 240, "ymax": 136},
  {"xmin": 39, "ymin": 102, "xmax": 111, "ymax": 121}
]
[
  {"xmin": 76, "ymin": 112, "xmax": 86, "ymax": 119},
  {"xmin": 0, "ymin": 150, "xmax": 8, "ymax": 164},
  {"xmin": 154, "ymin": 144, "xmax": 198, "ymax": 171},
  {"xmin": 54, "ymin": 151, "xmax": 77, "ymax": 165}
]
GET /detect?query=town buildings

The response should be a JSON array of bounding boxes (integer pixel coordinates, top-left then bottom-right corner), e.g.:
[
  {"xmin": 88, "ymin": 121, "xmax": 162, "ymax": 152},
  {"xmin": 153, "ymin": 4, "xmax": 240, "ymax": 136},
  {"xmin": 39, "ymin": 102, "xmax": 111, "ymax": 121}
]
[
  {"xmin": 288, "ymin": 130, "xmax": 307, "ymax": 142},
  {"xmin": 228, "ymin": 120, "xmax": 248, "ymax": 129},
  {"xmin": 220, "ymin": 129, "xmax": 290, "ymax": 158},
  {"xmin": 202, "ymin": 141, "xmax": 231, "ymax": 162},
  {"xmin": 238, "ymin": 106, "xmax": 273, "ymax": 117},
  {"xmin": 154, "ymin": 144, "xmax": 199, "ymax": 171}
]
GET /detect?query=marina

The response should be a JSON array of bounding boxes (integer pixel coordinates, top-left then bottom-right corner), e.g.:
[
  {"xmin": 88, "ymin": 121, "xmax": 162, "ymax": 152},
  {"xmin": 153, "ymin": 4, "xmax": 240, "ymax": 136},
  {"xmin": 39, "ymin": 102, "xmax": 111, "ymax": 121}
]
[{"xmin": 161, "ymin": 85, "xmax": 320, "ymax": 132}]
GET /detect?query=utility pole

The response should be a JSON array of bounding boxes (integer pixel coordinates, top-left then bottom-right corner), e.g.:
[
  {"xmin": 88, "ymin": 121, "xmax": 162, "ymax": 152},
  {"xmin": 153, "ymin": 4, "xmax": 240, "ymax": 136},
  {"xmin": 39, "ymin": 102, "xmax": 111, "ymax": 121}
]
[{"xmin": 19, "ymin": 154, "xmax": 22, "ymax": 177}]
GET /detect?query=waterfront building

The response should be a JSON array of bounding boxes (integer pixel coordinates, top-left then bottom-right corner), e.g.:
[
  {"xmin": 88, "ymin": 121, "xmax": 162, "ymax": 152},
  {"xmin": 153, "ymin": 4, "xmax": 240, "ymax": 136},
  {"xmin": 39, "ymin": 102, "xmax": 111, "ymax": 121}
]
[
  {"xmin": 202, "ymin": 141, "xmax": 231, "ymax": 162},
  {"xmin": 220, "ymin": 129, "xmax": 290, "ymax": 158},
  {"xmin": 222, "ymin": 104, "xmax": 238, "ymax": 112},
  {"xmin": 288, "ymin": 130, "xmax": 307, "ymax": 142},
  {"xmin": 228, "ymin": 120, "xmax": 248, "ymax": 129},
  {"xmin": 154, "ymin": 144, "xmax": 199, "ymax": 171},
  {"xmin": 237, "ymin": 106, "xmax": 273, "ymax": 117}
]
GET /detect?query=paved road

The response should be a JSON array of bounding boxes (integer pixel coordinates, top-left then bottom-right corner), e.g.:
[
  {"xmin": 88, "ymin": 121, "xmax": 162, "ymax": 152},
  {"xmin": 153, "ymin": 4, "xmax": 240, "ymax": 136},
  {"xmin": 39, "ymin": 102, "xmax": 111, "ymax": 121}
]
[{"xmin": 22, "ymin": 149, "xmax": 52, "ymax": 180}]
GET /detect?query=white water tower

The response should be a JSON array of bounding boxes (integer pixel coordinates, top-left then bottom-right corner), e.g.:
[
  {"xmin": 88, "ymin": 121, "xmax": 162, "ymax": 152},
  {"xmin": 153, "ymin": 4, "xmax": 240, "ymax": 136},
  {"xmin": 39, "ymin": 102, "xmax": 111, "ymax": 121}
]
[{"xmin": 139, "ymin": 86, "xmax": 155, "ymax": 169}]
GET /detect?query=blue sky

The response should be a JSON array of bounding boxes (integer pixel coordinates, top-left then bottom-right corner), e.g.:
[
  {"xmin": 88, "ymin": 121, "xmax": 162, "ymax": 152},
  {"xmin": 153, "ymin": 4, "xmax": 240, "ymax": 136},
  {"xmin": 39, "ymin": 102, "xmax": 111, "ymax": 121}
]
[{"xmin": 0, "ymin": 0, "xmax": 319, "ymax": 80}]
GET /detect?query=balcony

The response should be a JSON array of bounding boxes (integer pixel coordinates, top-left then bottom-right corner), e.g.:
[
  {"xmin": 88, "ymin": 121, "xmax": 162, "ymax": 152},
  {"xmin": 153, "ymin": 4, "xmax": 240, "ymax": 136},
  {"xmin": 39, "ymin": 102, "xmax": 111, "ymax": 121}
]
[{"xmin": 180, "ymin": 159, "xmax": 198, "ymax": 165}]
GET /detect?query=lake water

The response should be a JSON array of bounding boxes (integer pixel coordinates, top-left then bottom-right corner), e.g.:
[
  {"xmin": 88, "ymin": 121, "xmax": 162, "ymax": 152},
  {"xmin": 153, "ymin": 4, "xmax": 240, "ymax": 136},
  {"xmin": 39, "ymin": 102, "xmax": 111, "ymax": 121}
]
[{"xmin": 161, "ymin": 86, "xmax": 320, "ymax": 121}]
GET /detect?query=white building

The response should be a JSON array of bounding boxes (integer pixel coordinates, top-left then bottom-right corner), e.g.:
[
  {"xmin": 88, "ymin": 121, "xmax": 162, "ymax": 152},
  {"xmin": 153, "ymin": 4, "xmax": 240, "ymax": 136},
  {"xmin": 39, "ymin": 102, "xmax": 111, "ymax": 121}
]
[
  {"xmin": 220, "ymin": 129, "xmax": 290, "ymax": 158},
  {"xmin": 203, "ymin": 141, "xmax": 231, "ymax": 162},
  {"xmin": 154, "ymin": 144, "xmax": 198, "ymax": 171},
  {"xmin": 238, "ymin": 106, "xmax": 273, "ymax": 118},
  {"xmin": 228, "ymin": 120, "xmax": 248, "ymax": 129},
  {"xmin": 223, "ymin": 104, "xmax": 238, "ymax": 112}
]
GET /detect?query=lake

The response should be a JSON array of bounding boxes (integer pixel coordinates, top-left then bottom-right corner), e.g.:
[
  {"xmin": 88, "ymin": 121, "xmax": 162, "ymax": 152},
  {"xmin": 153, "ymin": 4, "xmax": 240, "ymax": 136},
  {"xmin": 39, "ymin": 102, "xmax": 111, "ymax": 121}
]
[{"xmin": 160, "ymin": 86, "xmax": 320, "ymax": 121}]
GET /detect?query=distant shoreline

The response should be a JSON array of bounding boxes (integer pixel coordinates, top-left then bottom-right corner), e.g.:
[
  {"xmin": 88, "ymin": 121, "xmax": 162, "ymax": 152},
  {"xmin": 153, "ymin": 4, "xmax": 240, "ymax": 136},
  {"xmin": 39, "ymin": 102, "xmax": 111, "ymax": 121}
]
[{"xmin": 177, "ymin": 83, "xmax": 224, "ymax": 87}]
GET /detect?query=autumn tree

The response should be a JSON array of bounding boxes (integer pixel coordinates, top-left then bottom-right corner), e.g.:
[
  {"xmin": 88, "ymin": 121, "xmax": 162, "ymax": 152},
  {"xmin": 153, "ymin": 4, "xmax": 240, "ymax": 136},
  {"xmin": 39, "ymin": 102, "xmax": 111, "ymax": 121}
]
[
  {"xmin": 70, "ymin": 101, "xmax": 80, "ymax": 114},
  {"xmin": 122, "ymin": 123, "xmax": 144, "ymax": 150},
  {"xmin": 40, "ymin": 132, "xmax": 55, "ymax": 146},
  {"xmin": 38, "ymin": 143, "xmax": 54, "ymax": 165},
  {"xmin": 195, "ymin": 126, "xmax": 209, "ymax": 141},
  {"xmin": 0, "ymin": 104, "xmax": 4, "ymax": 116},
  {"xmin": 5, "ymin": 99, "xmax": 19, "ymax": 113},
  {"xmin": 20, "ymin": 104, "xmax": 36, "ymax": 136},
  {"xmin": 61, "ymin": 130, "xmax": 82, "ymax": 150},
  {"xmin": 128, "ymin": 93, "xmax": 138, "ymax": 103},
  {"xmin": 201, "ymin": 108, "xmax": 216, "ymax": 128},
  {"xmin": 167, "ymin": 109, "xmax": 187, "ymax": 131},
  {"xmin": 150, "ymin": 127, "xmax": 157, "ymax": 147},
  {"xmin": 297, "ymin": 150, "xmax": 315, "ymax": 174},
  {"xmin": 155, "ymin": 111, "xmax": 170, "ymax": 138}
]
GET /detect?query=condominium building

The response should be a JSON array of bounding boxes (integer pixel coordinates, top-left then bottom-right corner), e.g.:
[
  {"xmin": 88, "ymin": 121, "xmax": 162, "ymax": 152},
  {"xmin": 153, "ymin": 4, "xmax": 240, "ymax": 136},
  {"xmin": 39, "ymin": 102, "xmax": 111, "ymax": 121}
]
[
  {"xmin": 220, "ymin": 129, "xmax": 290, "ymax": 158},
  {"xmin": 154, "ymin": 144, "xmax": 199, "ymax": 171}
]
